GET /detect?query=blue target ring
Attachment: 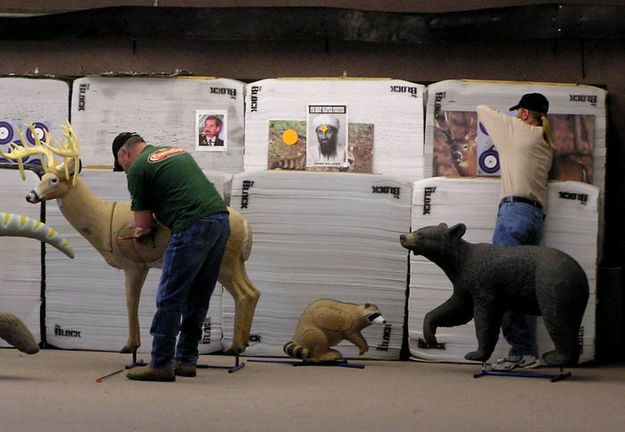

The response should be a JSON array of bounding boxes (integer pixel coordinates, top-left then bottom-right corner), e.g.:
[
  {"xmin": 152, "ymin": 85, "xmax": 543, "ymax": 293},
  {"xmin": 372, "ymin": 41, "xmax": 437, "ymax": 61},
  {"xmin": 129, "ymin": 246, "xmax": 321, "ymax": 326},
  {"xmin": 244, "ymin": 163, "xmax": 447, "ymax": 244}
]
[
  {"xmin": 479, "ymin": 145, "xmax": 500, "ymax": 174},
  {"xmin": 26, "ymin": 122, "xmax": 49, "ymax": 144},
  {"xmin": 478, "ymin": 121, "xmax": 489, "ymax": 136},
  {"xmin": 0, "ymin": 121, "xmax": 14, "ymax": 145}
]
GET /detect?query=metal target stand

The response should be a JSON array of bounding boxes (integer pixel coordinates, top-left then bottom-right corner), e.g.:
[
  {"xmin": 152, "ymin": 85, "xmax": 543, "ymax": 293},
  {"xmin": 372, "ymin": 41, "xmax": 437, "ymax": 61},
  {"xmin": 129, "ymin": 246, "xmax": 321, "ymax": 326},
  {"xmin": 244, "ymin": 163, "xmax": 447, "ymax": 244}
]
[
  {"xmin": 473, "ymin": 363, "xmax": 572, "ymax": 382},
  {"xmin": 127, "ymin": 351, "xmax": 147, "ymax": 369},
  {"xmin": 197, "ymin": 354, "xmax": 245, "ymax": 373},
  {"xmin": 248, "ymin": 358, "xmax": 365, "ymax": 369},
  {"xmin": 96, "ymin": 352, "xmax": 245, "ymax": 382}
]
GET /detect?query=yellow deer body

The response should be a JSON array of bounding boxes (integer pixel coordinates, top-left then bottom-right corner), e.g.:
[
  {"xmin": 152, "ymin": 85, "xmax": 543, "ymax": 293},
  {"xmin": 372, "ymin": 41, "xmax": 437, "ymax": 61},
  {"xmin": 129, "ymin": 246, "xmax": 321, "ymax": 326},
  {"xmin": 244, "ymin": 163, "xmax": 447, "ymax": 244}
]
[{"xmin": 0, "ymin": 124, "xmax": 260, "ymax": 355}]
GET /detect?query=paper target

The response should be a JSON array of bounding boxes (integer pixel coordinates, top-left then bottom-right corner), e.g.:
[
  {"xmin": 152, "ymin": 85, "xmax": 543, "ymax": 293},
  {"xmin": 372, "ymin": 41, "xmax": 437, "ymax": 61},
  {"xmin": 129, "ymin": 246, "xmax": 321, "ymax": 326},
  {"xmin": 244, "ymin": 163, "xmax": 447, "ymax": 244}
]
[
  {"xmin": 478, "ymin": 145, "xmax": 500, "ymax": 174},
  {"xmin": 0, "ymin": 121, "xmax": 14, "ymax": 145},
  {"xmin": 25, "ymin": 122, "xmax": 49, "ymax": 144}
]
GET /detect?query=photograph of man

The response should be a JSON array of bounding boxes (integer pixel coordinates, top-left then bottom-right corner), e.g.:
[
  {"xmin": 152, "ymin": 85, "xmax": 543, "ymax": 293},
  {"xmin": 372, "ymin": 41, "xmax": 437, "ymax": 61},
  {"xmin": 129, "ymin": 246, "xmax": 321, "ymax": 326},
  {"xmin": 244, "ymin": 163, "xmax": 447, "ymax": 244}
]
[
  {"xmin": 306, "ymin": 113, "xmax": 347, "ymax": 167},
  {"xmin": 199, "ymin": 115, "xmax": 224, "ymax": 147}
]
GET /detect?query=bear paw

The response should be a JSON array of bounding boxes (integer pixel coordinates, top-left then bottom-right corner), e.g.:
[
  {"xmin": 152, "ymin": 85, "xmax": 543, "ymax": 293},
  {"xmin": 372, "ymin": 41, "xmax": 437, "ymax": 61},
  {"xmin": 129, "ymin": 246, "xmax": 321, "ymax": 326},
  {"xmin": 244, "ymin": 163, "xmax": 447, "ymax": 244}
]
[
  {"xmin": 464, "ymin": 350, "xmax": 489, "ymax": 362},
  {"xmin": 542, "ymin": 350, "xmax": 571, "ymax": 367}
]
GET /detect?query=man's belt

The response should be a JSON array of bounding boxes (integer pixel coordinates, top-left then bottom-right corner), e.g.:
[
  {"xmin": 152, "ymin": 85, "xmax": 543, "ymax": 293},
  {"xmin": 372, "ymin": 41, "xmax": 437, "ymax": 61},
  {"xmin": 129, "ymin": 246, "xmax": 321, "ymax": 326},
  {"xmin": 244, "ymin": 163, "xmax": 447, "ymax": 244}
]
[{"xmin": 500, "ymin": 196, "xmax": 543, "ymax": 210}]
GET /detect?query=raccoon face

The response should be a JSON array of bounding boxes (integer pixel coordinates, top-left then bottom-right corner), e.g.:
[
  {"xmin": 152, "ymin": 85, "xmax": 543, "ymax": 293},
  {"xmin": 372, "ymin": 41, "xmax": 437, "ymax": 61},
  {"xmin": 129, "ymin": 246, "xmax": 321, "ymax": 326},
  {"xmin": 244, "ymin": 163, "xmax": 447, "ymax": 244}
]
[{"xmin": 364, "ymin": 307, "xmax": 386, "ymax": 324}]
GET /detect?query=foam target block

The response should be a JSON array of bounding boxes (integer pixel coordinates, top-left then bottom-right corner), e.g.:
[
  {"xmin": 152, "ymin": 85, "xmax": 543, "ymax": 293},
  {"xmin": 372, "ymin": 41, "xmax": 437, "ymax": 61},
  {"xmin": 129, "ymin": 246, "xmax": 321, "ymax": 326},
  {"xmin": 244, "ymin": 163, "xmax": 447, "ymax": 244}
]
[
  {"xmin": 223, "ymin": 171, "xmax": 412, "ymax": 359},
  {"xmin": 425, "ymin": 80, "xmax": 606, "ymax": 184},
  {"xmin": 70, "ymin": 76, "xmax": 245, "ymax": 173},
  {"xmin": 44, "ymin": 169, "xmax": 227, "ymax": 353},
  {"xmin": 0, "ymin": 168, "xmax": 44, "ymax": 347},
  {"xmin": 244, "ymin": 78, "xmax": 425, "ymax": 182},
  {"xmin": 0, "ymin": 77, "xmax": 70, "ymax": 168},
  {"xmin": 408, "ymin": 177, "xmax": 599, "ymax": 363}
]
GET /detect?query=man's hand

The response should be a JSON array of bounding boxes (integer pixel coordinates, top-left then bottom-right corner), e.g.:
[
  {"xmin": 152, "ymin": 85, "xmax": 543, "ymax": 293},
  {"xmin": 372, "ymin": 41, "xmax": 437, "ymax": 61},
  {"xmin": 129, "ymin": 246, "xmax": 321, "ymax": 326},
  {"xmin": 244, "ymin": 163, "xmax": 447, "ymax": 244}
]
[
  {"xmin": 131, "ymin": 210, "xmax": 155, "ymax": 239},
  {"xmin": 133, "ymin": 225, "xmax": 152, "ymax": 238}
]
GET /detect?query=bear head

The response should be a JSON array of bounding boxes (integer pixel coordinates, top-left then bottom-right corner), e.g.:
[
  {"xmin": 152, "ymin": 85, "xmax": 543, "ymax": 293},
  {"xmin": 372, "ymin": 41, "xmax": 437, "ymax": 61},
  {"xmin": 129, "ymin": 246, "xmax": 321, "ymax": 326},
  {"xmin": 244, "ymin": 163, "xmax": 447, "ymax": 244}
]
[{"xmin": 399, "ymin": 223, "xmax": 467, "ymax": 256}]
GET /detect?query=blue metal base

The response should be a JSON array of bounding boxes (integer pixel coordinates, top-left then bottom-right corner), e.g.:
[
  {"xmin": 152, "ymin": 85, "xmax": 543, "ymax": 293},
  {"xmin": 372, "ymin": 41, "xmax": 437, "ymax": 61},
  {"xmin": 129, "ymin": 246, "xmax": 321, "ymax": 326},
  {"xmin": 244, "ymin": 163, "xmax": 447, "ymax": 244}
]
[
  {"xmin": 474, "ymin": 364, "xmax": 571, "ymax": 382},
  {"xmin": 248, "ymin": 358, "xmax": 365, "ymax": 369}
]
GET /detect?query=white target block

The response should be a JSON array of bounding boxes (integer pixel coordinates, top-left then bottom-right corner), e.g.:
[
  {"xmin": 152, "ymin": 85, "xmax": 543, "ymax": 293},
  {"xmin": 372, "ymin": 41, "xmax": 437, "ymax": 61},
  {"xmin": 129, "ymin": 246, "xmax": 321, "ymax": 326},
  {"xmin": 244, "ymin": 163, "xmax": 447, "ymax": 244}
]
[
  {"xmin": 70, "ymin": 76, "xmax": 245, "ymax": 173},
  {"xmin": 0, "ymin": 77, "xmax": 70, "ymax": 167},
  {"xmin": 408, "ymin": 177, "xmax": 599, "ymax": 364},
  {"xmin": 244, "ymin": 78, "xmax": 426, "ymax": 183}
]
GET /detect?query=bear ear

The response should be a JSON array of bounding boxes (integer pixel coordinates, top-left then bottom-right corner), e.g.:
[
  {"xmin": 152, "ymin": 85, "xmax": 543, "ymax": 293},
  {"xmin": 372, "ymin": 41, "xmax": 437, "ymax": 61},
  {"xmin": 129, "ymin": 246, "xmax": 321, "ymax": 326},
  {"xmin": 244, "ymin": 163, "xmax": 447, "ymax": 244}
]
[
  {"xmin": 448, "ymin": 223, "xmax": 467, "ymax": 239},
  {"xmin": 364, "ymin": 303, "xmax": 372, "ymax": 308},
  {"xmin": 437, "ymin": 222, "xmax": 448, "ymax": 229}
]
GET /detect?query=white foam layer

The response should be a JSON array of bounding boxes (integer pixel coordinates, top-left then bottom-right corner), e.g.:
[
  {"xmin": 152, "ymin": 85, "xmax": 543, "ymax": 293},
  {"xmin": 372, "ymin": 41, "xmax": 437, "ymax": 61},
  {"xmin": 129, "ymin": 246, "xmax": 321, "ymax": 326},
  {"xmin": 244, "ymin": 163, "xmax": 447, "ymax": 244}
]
[
  {"xmin": 244, "ymin": 79, "xmax": 425, "ymax": 182},
  {"xmin": 224, "ymin": 170, "xmax": 412, "ymax": 359},
  {"xmin": 70, "ymin": 76, "xmax": 245, "ymax": 173},
  {"xmin": 424, "ymin": 79, "xmax": 606, "ymax": 261},
  {"xmin": 0, "ymin": 77, "xmax": 70, "ymax": 168}
]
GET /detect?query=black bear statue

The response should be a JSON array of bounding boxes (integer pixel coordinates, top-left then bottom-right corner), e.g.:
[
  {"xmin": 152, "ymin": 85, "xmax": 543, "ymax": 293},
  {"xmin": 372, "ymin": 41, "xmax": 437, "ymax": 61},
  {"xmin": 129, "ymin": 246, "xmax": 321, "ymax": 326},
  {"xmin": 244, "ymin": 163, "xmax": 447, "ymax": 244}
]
[{"xmin": 400, "ymin": 223, "xmax": 589, "ymax": 366}]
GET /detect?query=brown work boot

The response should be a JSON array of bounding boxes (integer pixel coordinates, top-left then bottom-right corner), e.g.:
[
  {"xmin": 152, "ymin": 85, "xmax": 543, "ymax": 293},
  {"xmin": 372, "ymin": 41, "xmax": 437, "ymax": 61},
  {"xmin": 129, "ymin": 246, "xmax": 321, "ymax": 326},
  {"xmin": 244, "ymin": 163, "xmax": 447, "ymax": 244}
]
[
  {"xmin": 174, "ymin": 361, "xmax": 197, "ymax": 377},
  {"xmin": 126, "ymin": 365, "xmax": 175, "ymax": 382}
]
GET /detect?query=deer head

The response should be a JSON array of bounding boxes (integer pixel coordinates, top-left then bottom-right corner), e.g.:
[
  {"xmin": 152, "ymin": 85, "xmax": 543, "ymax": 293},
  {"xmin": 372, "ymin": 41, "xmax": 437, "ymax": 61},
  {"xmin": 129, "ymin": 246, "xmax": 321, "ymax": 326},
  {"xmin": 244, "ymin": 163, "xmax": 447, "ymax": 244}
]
[
  {"xmin": 0, "ymin": 123, "xmax": 80, "ymax": 203},
  {"xmin": 434, "ymin": 111, "xmax": 477, "ymax": 177}
]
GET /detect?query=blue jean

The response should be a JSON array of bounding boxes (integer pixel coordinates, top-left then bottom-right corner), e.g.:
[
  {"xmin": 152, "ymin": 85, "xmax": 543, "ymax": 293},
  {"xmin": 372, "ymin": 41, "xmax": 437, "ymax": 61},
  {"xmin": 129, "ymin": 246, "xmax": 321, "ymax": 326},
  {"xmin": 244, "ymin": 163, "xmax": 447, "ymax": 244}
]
[
  {"xmin": 492, "ymin": 200, "xmax": 545, "ymax": 357},
  {"xmin": 150, "ymin": 212, "xmax": 230, "ymax": 368}
]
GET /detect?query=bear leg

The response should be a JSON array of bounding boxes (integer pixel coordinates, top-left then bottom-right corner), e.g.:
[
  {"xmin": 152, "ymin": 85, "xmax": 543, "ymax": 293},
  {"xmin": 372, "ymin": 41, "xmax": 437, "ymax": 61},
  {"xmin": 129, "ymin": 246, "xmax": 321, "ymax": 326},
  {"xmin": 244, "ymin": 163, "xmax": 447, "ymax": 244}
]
[
  {"xmin": 424, "ymin": 294, "xmax": 473, "ymax": 346},
  {"xmin": 465, "ymin": 301, "xmax": 503, "ymax": 362},
  {"xmin": 539, "ymin": 280, "xmax": 587, "ymax": 366}
]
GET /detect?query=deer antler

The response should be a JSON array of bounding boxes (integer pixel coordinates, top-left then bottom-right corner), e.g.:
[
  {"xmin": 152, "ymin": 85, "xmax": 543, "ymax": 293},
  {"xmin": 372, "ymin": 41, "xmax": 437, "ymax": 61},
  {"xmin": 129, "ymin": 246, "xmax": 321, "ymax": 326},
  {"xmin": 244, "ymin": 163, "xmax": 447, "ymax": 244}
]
[
  {"xmin": 0, "ymin": 122, "xmax": 80, "ymax": 184},
  {"xmin": 42, "ymin": 122, "xmax": 81, "ymax": 185}
]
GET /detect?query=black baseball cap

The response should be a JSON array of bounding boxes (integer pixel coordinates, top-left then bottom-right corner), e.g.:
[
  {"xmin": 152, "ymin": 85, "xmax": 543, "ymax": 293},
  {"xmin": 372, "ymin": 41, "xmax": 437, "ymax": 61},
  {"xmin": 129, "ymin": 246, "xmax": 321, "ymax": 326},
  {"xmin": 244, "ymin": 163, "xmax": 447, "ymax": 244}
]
[
  {"xmin": 509, "ymin": 93, "xmax": 549, "ymax": 114},
  {"xmin": 112, "ymin": 132, "xmax": 143, "ymax": 171}
]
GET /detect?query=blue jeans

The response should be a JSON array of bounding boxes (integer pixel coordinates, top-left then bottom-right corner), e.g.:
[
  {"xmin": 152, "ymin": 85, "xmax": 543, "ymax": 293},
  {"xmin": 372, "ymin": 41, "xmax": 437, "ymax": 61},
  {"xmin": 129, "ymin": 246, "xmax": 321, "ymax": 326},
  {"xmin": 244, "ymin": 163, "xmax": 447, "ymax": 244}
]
[
  {"xmin": 492, "ymin": 200, "xmax": 545, "ymax": 358},
  {"xmin": 150, "ymin": 212, "xmax": 230, "ymax": 368}
]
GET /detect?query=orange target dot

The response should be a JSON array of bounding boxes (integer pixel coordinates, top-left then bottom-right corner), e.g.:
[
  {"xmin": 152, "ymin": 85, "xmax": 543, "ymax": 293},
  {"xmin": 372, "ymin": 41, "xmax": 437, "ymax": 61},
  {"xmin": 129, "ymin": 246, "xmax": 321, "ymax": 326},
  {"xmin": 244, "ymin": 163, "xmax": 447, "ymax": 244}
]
[{"xmin": 282, "ymin": 129, "xmax": 299, "ymax": 146}]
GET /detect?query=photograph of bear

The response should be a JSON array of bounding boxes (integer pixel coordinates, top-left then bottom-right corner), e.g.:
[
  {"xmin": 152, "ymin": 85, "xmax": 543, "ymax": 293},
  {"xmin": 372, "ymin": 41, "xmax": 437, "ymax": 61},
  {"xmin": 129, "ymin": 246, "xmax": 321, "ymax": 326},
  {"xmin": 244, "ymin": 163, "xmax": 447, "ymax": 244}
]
[{"xmin": 399, "ymin": 223, "xmax": 589, "ymax": 367}]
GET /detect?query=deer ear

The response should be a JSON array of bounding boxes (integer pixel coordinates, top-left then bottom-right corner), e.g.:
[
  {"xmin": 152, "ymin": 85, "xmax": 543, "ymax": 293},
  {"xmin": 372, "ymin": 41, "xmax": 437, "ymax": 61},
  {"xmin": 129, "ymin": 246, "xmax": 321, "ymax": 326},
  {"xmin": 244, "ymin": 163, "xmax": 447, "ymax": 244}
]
[{"xmin": 448, "ymin": 223, "xmax": 466, "ymax": 239}]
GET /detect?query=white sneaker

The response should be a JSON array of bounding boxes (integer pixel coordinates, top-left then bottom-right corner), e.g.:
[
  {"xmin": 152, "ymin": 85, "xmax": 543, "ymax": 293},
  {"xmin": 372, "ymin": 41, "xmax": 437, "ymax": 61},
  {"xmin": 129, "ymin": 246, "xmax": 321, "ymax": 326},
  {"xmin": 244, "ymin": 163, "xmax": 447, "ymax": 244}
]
[
  {"xmin": 492, "ymin": 354, "xmax": 522, "ymax": 371},
  {"xmin": 492, "ymin": 354, "xmax": 541, "ymax": 371},
  {"xmin": 518, "ymin": 355, "xmax": 541, "ymax": 369}
]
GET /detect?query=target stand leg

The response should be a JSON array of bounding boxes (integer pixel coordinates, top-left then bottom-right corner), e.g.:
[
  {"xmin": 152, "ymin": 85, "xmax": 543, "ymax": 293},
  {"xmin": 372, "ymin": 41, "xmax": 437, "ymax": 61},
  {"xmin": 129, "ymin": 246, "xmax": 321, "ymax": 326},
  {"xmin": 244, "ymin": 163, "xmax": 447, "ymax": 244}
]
[
  {"xmin": 125, "ymin": 350, "xmax": 147, "ymax": 369},
  {"xmin": 197, "ymin": 354, "xmax": 245, "ymax": 373},
  {"xmin": 248, "ymin": 358, "xmax": 365, "ymax": 369},
  {"xmin": 473, "ymin": 363, "xmax": 571, "ymax": 382},
  {"xmin": 293, "ymin": 360, "xmax": 365, "ymax": 369}
]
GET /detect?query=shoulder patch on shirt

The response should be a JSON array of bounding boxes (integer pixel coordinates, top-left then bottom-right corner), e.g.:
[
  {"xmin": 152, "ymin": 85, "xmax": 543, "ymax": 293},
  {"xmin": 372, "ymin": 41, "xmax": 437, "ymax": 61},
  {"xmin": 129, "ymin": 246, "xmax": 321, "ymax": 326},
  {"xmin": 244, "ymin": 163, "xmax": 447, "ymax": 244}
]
[{"xmin": 148, "ymin": 147, "xmax": 186, "ymax": 163}]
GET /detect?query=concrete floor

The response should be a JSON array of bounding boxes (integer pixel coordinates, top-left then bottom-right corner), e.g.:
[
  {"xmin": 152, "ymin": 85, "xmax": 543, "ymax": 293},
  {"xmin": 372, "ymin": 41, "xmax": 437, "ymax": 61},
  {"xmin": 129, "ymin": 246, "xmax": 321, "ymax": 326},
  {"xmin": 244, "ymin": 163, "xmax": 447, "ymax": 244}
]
[{"xmin": 1, "ymin": 349, "xmax": 624, "ymax": 432}]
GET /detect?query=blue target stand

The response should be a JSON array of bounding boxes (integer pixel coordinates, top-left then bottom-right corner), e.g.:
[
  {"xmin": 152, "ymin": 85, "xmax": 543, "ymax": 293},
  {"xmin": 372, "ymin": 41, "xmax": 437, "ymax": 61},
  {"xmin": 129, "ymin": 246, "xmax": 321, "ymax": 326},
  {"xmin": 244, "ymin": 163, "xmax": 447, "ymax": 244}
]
[
  {"xmin": 248, "ymin": 358, "xmax": 365, "ymax": 369},
  {"xmin": 473, "ymin": 363, "xmax": 572, "ymax": 382}
]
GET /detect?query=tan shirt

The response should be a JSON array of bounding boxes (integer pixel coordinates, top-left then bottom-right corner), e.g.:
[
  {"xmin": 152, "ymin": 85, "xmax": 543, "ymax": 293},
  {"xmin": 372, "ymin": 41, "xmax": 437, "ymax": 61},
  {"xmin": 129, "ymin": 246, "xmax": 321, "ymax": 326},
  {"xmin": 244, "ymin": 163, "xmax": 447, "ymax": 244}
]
[{"xmin": 476, "ymin": 105, "xmax": 552, "ymax": 207}]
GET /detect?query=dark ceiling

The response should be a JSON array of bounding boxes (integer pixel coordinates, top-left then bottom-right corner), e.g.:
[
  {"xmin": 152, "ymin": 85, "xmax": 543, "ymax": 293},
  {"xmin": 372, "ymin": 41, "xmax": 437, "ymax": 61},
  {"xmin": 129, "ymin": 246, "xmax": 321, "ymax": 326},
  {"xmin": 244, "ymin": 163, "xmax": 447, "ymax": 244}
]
[{"xmin": 0, "ymin": 4, "xmax": 624, "ymax": 43}]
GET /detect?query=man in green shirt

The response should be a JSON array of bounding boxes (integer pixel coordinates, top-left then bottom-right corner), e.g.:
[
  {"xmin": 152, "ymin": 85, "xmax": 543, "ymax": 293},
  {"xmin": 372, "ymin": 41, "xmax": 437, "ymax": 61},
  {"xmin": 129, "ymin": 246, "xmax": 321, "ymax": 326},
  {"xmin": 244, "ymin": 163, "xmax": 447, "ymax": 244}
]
[{"xmin": 112, "ymin": 132, "xmax": 230, "ymax": 382}]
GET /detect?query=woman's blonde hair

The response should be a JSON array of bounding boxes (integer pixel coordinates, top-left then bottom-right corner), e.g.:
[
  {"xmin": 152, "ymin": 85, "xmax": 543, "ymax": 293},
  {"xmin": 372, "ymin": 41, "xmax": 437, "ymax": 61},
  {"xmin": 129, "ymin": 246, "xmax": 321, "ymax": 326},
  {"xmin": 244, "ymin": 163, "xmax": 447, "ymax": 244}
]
[
  {"xmin": 540, "ymin": 115, "xmax": 556, "ymax": 149},
  {"xmin": 530, "ymin": 110, "xmax": 555, "ymax": 149}
]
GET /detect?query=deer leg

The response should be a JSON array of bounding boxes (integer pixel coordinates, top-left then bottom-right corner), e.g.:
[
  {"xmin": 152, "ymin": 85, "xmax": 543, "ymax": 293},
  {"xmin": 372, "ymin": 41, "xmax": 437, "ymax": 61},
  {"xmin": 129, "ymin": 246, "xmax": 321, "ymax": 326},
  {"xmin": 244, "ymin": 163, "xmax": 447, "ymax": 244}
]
[
  {"xmin": 221, "ymin": 264, "xmax": 260, "ymax": 354},
  {"xmin": 121, "ymin": 266, "xmax": 149, "ymax": 354}
]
